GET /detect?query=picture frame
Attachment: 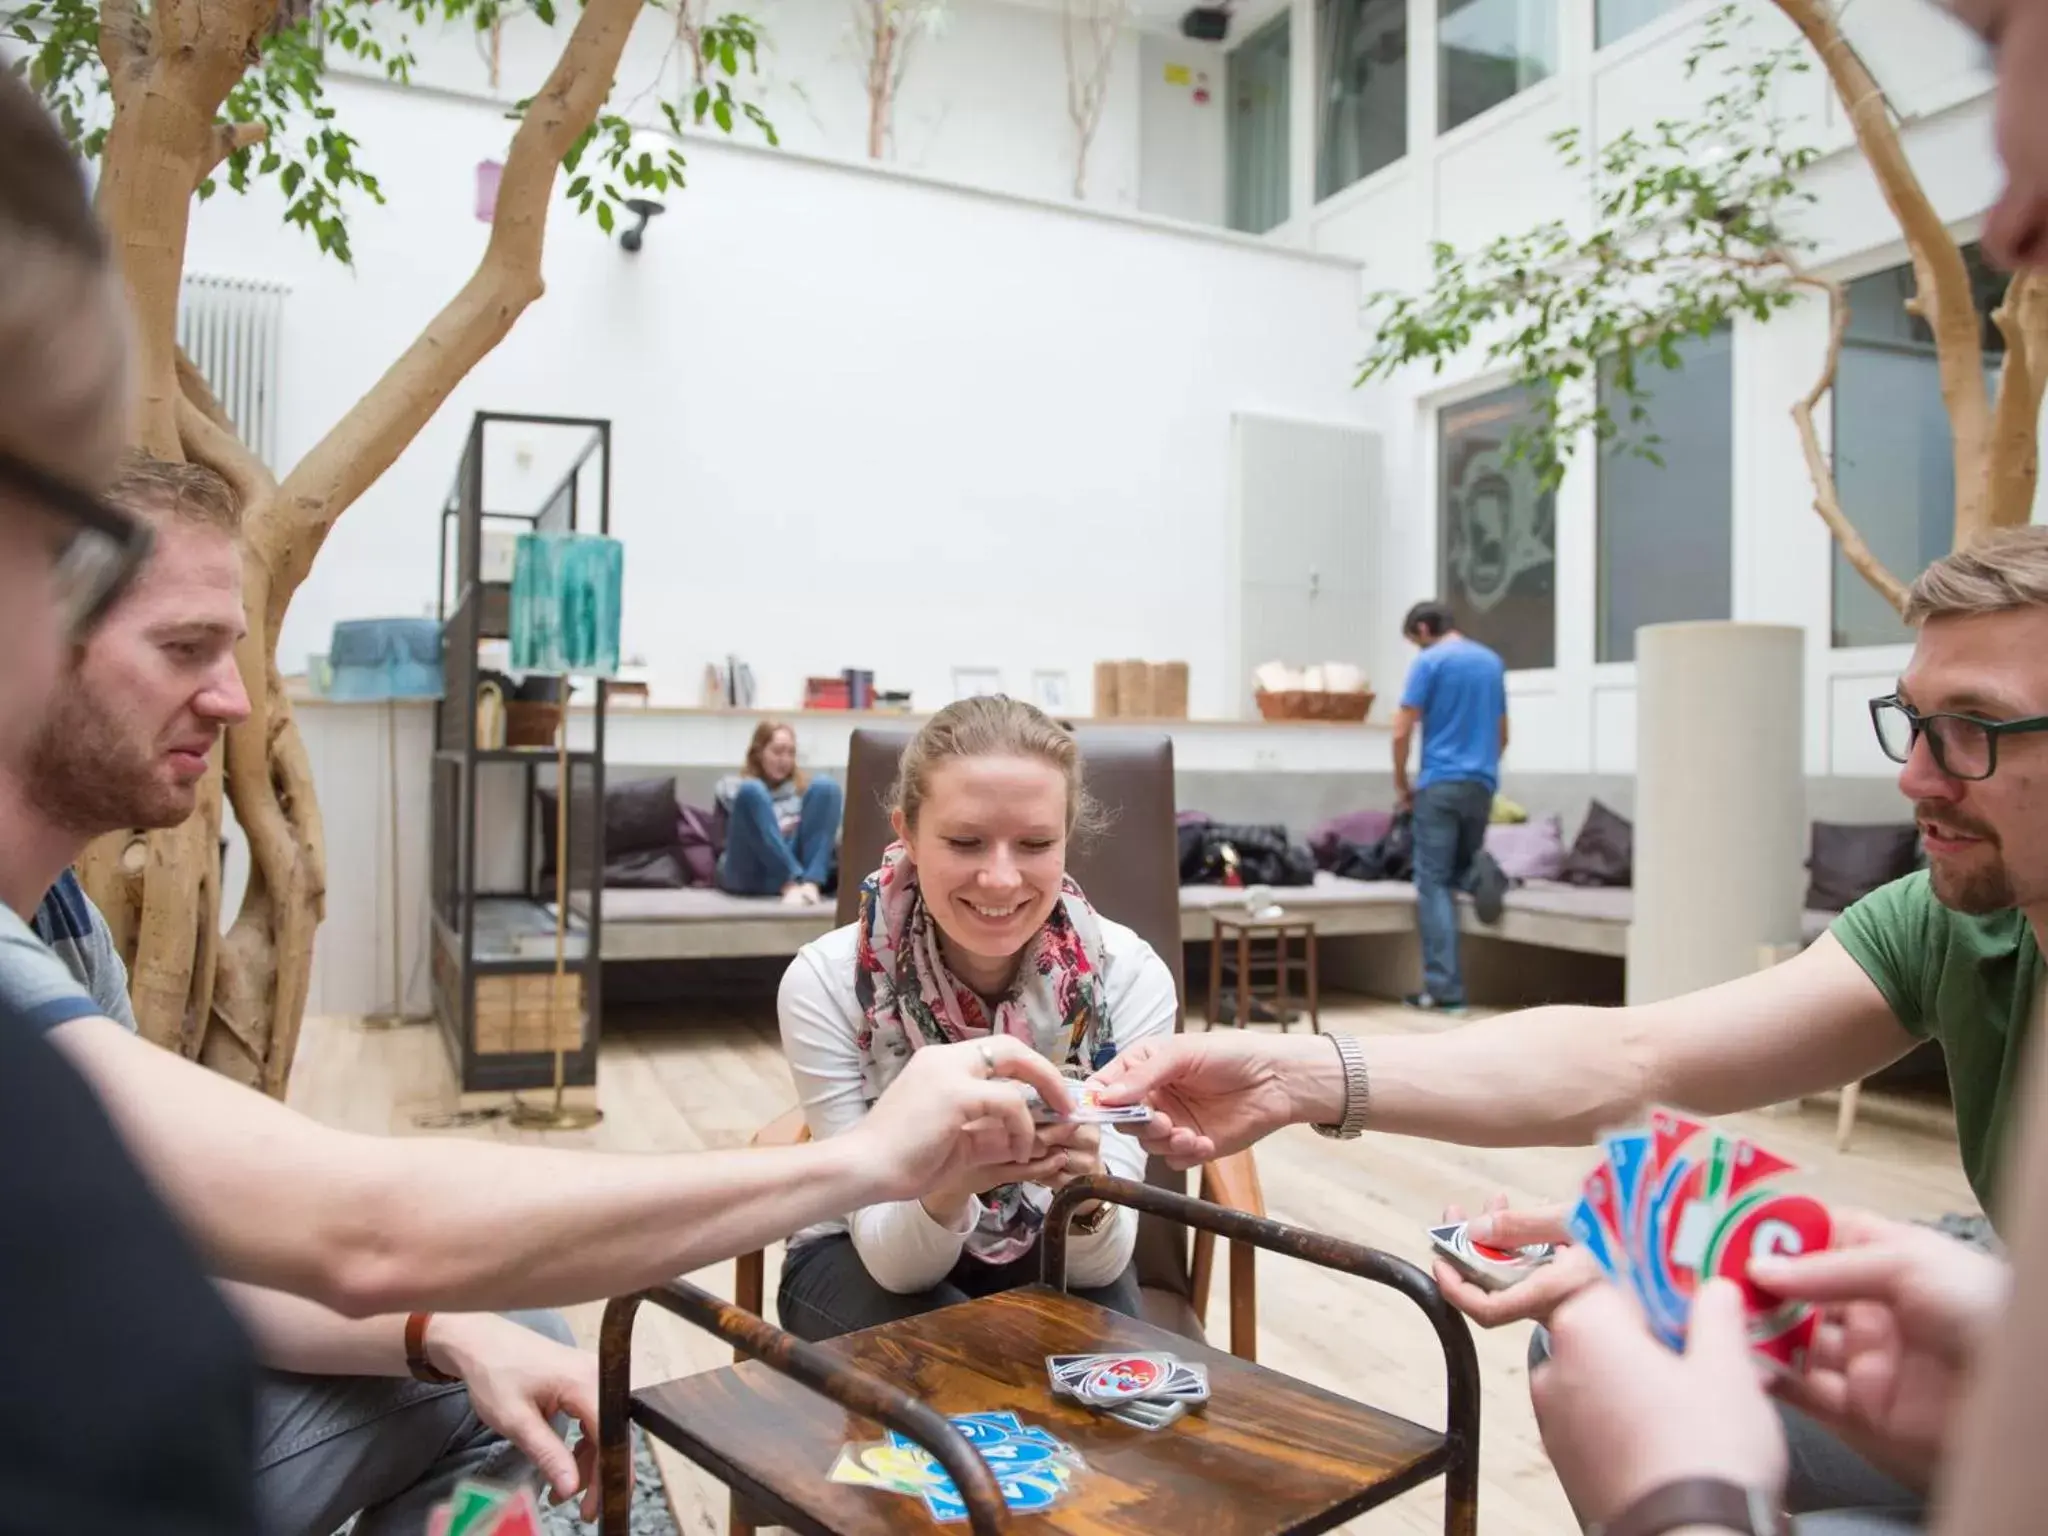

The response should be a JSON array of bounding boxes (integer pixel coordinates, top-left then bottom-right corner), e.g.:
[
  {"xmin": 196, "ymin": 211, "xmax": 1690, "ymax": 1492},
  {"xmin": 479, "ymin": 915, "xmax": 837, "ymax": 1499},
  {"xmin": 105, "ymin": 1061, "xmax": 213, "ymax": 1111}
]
[
  {"xmin": 951, "ymin": 667, "xmax": 1003, "ymax": 701},
  {"xmin": 1030, "ymin": 670, "xmax": 1070, "ymax": 712}
]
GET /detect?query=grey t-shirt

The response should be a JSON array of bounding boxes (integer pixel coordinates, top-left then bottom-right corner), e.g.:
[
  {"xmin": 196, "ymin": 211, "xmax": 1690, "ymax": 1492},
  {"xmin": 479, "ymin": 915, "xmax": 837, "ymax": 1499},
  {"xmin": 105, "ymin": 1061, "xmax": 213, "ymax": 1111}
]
[
  {"xmin": 0, "ymin": 901, "xmax": 109, "ymax": 1035},
  {"xmin": 28, "ymin": 869, "xmax": 138, "ymax": 1030}
]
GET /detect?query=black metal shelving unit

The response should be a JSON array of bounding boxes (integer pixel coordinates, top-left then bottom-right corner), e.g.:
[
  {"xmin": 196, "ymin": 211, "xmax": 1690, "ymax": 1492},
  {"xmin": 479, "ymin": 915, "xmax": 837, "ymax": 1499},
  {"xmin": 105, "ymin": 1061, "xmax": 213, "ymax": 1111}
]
[{"xmin": 429, "ymin": 411, "xmax": 612, "ymax": 1094}]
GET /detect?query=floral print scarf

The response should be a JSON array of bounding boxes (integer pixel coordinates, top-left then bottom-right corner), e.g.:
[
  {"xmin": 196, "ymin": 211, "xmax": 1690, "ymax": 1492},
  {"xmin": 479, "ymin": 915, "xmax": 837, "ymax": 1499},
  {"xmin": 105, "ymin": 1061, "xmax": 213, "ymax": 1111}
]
[{"xmin": 853, "ymin": 841, "xmax": 1119, "ymax": 1265}]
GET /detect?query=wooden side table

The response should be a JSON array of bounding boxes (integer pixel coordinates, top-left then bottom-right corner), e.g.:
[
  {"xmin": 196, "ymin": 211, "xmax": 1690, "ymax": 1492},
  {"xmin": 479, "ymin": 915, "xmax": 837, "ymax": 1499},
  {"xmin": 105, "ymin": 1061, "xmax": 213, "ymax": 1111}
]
[
  {"xmin": 1207, "ymin": 913, "xmax": 1320, "ymax": 1032},
  {"xmin": 599, "ymin": 1176, "xmax": 1481, "ymax": 1536}
]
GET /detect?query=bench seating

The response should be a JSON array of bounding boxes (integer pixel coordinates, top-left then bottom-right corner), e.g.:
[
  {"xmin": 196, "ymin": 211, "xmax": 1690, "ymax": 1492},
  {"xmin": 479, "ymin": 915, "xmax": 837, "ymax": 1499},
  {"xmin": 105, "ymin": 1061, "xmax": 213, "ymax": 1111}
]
[{"xmin": 580, "ymin": 875, "xmax": 1840, "ymax": 966}]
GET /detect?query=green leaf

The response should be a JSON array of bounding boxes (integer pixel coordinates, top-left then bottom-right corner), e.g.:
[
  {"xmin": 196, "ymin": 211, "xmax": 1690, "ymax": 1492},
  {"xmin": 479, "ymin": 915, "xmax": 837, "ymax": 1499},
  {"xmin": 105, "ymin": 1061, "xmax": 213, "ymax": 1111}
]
[
  {"xmin": 596, "ymin": 200, "xmax": 615, "ymax": 233},
  {"xmin": 712, "ymin": 96, "xmax": 733, "ymax": 132}
]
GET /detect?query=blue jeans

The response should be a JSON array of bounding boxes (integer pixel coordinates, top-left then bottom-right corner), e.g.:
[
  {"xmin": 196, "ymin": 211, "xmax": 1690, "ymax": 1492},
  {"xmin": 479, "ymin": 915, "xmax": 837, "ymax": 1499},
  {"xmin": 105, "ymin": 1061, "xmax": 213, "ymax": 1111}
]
[
  {"xmin": 1412, "ymin": 779, "xmax": 1493, "ymax": 1005},
  {"xmin": 717, "ymin": 777, "xmax": 843, "ymax": 895}
]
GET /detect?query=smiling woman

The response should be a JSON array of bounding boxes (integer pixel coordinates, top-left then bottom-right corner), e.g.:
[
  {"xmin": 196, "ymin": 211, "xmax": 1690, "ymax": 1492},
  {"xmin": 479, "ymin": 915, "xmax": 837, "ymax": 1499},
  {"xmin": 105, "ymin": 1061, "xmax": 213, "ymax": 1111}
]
[{"xmin": 771, "ymin": 696, "xmax": 1175, "ymax": 1342}]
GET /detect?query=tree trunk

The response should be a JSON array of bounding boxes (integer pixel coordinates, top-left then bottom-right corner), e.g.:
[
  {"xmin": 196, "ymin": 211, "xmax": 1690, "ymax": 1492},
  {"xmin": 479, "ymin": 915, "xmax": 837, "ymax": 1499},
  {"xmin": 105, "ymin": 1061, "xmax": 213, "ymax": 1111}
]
[{"xmin": 83, "ymin": 0, "xmax": 650, "ymax": 1094}]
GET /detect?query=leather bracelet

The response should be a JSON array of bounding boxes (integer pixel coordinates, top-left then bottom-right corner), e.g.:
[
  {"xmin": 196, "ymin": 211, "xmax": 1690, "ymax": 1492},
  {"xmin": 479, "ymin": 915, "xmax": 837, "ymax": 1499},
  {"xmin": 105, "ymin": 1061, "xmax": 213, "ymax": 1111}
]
[
  {"xmin": 405, "ymin": 1311, "xmax": 460, "ymax": 1385},
  {"xmin": 1592, "ymin": 1478, "xmax": 1789, "ymax": 1536}
]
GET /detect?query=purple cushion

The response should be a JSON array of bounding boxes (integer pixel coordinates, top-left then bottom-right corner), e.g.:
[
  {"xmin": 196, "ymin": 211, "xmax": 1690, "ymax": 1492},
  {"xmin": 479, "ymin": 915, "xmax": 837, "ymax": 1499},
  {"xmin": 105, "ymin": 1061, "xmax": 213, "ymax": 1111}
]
[
  {"xmin": 1309, "ymin": 809, "xmax": 1395, "ymax": 870},
  {"xmin": 1484, "ymin": 815, "xmax": 1566, "ymax": 883},
  {"xmin": 1176, "ymin": 810, "xmax": 1212, "ymax": 828},
  {"xmin": 676, "ymin": 803, "xmax": 719, "ymax": 888}
]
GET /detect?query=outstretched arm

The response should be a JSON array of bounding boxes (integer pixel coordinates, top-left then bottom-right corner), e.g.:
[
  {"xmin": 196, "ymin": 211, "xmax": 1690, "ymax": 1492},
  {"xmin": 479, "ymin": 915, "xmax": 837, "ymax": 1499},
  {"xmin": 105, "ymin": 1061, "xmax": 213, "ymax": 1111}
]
[
  {"xmin": 1093, "ymin": 935, "xmax": 1915, "ymax": 1162},
  {"xmin": 55, "ymin": 1017, "xmax": 1067, "ymax": 1316}
]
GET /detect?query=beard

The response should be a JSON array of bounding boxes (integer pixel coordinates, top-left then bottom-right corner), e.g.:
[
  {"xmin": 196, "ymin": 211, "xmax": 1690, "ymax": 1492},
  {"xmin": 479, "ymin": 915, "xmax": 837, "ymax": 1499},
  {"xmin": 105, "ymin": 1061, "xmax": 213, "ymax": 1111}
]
[
  {"xmin": 26, "ymin": 688, "xmax": 195, "ymax": 836},
  {"xmin": 1919, "ymin": 803, "xmax": 2017, "ymax": 915}
]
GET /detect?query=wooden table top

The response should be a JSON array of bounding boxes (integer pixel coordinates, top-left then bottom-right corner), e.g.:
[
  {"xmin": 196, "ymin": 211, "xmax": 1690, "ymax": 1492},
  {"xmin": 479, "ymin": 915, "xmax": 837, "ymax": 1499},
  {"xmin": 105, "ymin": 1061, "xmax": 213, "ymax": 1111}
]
[{"xmin": 633, "ymin": 1284, "xmax": 1448, "ymax": 1536}]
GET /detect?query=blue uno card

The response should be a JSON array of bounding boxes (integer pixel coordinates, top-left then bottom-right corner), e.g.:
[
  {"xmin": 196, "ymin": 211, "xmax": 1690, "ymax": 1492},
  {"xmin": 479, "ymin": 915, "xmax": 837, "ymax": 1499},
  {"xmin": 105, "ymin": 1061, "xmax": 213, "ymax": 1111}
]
[
  {"xmin": 1567, "ymin": 1194, "xmax": 1625, "ymax": 1285},
  {"xmin": 1635, "ymin": 1152, "xmax": 1696, "ymax": 1348}
]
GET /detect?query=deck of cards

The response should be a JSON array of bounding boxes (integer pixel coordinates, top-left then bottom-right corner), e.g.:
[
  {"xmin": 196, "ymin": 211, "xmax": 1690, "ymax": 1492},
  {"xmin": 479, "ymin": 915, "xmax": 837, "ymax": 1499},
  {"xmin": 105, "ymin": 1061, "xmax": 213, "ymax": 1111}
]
[
  {"xmin": 829, "ymin": 1411, "xmax": 1085, "ymax": 1523},
  {"xmin": 1428, "ymin": 1220, "xmax": 1558, "ymax": 1292},
  {"xmin": 426, "ymin": 1480, "xmax": 543, "ymax": 1536},
  {"xmin": 1570, "ymin": 1106, "xmax": 1832, "ymax": 1371},
  {"xmin": 1024, "ymin": 1081, "xmax": 1153, "ymax": 1127},
  {"xmin": 1046, "ymin": 1351, "xmax": 1209, "ymax": 1430}
]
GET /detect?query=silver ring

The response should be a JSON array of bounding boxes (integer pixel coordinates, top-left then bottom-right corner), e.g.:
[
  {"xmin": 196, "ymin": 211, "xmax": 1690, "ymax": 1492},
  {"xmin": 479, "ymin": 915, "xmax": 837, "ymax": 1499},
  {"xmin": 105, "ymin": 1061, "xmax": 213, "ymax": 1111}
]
[{"xmin": 978, "ymin": 1041, "xmax": 995, "ymax": 1073}]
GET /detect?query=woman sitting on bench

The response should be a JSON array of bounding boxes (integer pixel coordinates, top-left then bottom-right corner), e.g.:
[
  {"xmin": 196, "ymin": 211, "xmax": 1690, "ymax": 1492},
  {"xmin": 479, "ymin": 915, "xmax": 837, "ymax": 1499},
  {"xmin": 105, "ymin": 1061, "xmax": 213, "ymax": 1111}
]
[
  {"xmin": 715, "ymin": 719, "xmax": 845, "ymax": 904},
  {"xmin": 774, "ymin": 696, "xmax": 1171, "ymax": 1339}
]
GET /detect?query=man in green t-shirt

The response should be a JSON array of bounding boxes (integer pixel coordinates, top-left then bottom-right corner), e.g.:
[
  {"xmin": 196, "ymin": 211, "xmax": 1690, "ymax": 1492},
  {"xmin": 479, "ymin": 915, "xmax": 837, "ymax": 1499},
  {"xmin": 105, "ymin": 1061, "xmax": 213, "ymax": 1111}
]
[{"xmin": 1088, "ymin": 524, "xmax": 2048, "ymax": 1528}]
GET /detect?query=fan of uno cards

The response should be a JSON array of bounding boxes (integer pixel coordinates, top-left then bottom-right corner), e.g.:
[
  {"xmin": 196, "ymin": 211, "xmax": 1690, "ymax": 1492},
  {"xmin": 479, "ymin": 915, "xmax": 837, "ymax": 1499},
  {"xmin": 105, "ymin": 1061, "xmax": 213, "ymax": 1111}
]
[{"xmin": 1569, "ymin": 1107, "xmax": 1832, "ymax": 1370}]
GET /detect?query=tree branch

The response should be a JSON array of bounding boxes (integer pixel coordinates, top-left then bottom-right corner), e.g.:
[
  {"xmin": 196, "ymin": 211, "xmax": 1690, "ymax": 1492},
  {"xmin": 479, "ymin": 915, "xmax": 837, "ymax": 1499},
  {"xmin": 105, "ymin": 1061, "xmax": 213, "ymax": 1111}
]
[
  {"xmin": 204, "ymin": 121, "xmax": 270, "ymax": 176},
  {"xmin": 1770, "ymin": 0, "xmax": 1989, "ymax": 537},
  {"xmin": 262, "ymin": 0, "xmax": 645, "ymax": 646},
  {"xmin": 1785, "ymin": 258, "xmax": 1909, "ymax": 612},
  {"xmin": 1987, "ymin": 268, "xmax": 2048, "ymax": 533},
  {"xmin": 97, "ymin": 0, "xmax": 149, "ymax": 85}
]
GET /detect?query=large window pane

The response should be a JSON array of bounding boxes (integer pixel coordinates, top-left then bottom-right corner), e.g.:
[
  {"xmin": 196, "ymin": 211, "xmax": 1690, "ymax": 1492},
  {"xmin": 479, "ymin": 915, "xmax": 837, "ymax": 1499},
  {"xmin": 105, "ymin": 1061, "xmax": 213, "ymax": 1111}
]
[
  {"xmin": 1596, "ymin": 328, "xmax": 1733, "ymax": 662},
  {"xmin": 1439, "ymin": 383, "xmax": 1556, "ymax": 670},
  {"xmin": 1317, "ymin": 0, "xmax": 1406, "ymax": 200},
  {"xmin": 1596, "ymin": 0, "xmax": 1678, "ymax": 47},
  {"xmin": 1439, "ymin": 0, "xmax": 1556, "ymax": 132},
  {"xmin": 1227, "ymin": 14, "xmax": 1291, "ymax": 235},
  {"xmin": 1831, "ymin": 243, "xmax": 2010, "ymax": 648}
]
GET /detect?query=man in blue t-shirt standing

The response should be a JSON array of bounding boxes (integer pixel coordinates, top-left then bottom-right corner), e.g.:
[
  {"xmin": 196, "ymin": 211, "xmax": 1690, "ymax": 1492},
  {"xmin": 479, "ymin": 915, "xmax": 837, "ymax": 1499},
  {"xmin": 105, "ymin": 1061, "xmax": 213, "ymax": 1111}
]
[{"xmin": 1393, "ymin": 601, "xmax": 1509, "ymax": 1013}]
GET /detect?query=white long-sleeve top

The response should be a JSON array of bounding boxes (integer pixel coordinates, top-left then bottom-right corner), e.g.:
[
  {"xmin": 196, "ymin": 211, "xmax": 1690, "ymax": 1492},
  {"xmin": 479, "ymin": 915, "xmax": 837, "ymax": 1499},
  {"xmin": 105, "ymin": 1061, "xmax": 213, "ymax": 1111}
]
[{"xmin": 778, "ymin": 916, "xmax": 1178, "ymax": 1294}]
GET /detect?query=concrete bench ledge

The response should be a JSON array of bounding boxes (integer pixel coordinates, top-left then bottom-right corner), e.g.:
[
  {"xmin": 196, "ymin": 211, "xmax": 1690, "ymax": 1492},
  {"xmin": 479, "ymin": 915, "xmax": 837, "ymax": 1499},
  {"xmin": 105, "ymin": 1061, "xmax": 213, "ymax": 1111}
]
[{"xmin": 578, "ymin": 875, "xmax": 1840, "ymax": 966}]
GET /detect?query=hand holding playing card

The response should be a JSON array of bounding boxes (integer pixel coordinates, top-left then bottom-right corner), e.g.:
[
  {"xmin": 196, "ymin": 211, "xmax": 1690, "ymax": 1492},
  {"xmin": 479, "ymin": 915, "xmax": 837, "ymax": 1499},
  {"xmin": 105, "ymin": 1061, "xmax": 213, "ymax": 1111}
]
[
  {"xmin": 1433, "ymin": 1197, "xmax": 1604, "ymax": 1329},
  {"xmin": 855, "ymin": 1036, "xmax": 1075, "ymax": 1204},
  {"xmin": 1033, "ymin": 1120, "xmax": 1107, "ymax": 1188},
  {"xmin": 1752, "ymin": 1209, "xmax": 2008, "ymax": 1492},
  {"xmin": 1085, "ymin": 1033, "xmax": 1319, "ymax": 1169},
  {"xmin": 1533, "ymin": 1278, "xmax": 1787, "ymax": 1529}
]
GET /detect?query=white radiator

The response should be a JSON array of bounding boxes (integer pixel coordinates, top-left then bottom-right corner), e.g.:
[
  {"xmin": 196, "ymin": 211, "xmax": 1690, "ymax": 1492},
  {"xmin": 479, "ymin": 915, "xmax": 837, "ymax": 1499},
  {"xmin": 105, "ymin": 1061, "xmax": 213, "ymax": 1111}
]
[{"xmin": 176, "ymin": 273, "xmax": 287, "ymax": 470}]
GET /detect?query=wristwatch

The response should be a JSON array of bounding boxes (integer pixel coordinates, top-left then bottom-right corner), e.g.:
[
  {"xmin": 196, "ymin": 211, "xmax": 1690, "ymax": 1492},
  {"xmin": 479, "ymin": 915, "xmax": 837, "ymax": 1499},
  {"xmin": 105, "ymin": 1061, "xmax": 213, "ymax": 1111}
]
[
  {"xmin": 1312, "ymin": 1034, "xmax": 1371, "ymax": 1140},
  {"xmin": 1590, "ymin": 1479, "xmax": 1790, "ymax": 1536},
  {"xmin": 1069, "ymin": 1199, "xmax": 1114, "ymax": 1235}
]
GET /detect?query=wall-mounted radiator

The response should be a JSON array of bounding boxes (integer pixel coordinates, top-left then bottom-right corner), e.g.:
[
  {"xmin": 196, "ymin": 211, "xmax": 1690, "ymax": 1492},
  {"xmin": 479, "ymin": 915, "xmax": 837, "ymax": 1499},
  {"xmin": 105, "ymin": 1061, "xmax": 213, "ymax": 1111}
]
[{"xmin": 176, "ymin": 273, "xmax": 288, "ymax": 471}]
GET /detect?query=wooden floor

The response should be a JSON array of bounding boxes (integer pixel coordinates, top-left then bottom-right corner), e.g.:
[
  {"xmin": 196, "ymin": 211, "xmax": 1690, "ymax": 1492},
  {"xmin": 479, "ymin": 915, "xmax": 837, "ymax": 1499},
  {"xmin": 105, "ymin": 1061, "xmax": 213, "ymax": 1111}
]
[{"xmin": 289, "ymin": 995, "xmax": 1977, "ymax": 1536}]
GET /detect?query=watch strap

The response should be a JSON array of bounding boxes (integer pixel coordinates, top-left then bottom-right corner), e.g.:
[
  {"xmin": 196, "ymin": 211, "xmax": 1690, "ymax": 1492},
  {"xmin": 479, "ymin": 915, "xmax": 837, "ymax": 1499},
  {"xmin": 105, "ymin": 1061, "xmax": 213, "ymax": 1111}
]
[
  {"xmin": 1311, "ymin": 1034, "xmax": 1371, "ymax": 1139},
  {"xmin": 1596, "ymin": 1478, "xmax": 1788, "ymax": 1536},
  {"xmin": 405, "ymin": 1312, "xmax": 460, "ymax": 1385}
]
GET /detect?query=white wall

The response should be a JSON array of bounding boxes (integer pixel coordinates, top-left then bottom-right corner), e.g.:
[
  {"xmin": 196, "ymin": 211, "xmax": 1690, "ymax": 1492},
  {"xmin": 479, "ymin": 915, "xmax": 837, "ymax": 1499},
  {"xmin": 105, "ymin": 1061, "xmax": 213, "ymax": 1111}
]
[
  {"xmin": 333, "ymin": 0, "xmax": 1152, "ymax": 209},
  {"xmin": 1264, "ymin": 0, "xmax": 2038, "ymax": 780},
  {"xmin": 186, "ymin": 53, "xmax": 1367, "ymax": 720},
  {"xmin": 1138, "ymin": 33, "xmax": 1228, "ymax": 224}
]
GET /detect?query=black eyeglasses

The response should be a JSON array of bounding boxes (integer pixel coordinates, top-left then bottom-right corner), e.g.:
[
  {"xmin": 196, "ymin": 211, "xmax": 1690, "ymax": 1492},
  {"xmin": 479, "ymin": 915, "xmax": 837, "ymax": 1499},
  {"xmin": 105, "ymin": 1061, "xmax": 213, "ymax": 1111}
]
[
  {"xmin": 0, "ymin": 449, "xmax": 154, "ymax": 639},
  {"xmin": 1869, "ymin": 694, "xmax": 2048, "ymax": 782}
]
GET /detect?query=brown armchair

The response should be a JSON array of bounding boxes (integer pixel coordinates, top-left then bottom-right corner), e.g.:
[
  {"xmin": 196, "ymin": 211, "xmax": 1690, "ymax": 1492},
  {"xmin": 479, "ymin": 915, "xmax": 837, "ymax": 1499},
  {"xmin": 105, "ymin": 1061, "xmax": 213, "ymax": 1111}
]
[{"xmin": 732, "ymin": 723, "xmax": 1265, "ymax": 1350}]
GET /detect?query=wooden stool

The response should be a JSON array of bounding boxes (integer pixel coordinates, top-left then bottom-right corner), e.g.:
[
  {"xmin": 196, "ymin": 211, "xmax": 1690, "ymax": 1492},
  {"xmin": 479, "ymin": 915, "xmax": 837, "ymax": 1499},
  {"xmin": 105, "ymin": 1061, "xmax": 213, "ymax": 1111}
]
[{"xmin": 1207, "ymin": 914, "xmax": 1319, "ymax": 1032}]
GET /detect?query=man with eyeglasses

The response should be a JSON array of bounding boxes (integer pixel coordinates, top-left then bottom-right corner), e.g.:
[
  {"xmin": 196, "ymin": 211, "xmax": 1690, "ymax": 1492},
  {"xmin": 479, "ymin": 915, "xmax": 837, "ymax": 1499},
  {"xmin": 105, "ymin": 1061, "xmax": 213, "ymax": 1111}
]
[{"xmin": 1090, "ymin": 520, "xmax": 2048, "ymax": 1532}]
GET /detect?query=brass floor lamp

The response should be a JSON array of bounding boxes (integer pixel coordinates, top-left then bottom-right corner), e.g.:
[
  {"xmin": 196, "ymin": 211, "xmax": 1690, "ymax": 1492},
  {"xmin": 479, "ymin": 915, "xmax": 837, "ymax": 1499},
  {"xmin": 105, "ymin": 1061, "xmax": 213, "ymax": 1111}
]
[{"xmin": 503, "ymin": 529, "xmax": 623, "ymax": 1133}]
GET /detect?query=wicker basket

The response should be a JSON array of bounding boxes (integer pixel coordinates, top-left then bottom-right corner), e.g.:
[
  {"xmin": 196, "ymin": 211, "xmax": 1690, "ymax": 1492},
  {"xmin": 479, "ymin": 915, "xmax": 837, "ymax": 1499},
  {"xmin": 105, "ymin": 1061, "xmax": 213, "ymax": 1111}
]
[
  {"xmin": 1255, "ymin": 689, "xmax": 1375, "ymax": 723},
  {"xmin": 503, "ymin": 700, "xmax": 563, "ymax": 748}
]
